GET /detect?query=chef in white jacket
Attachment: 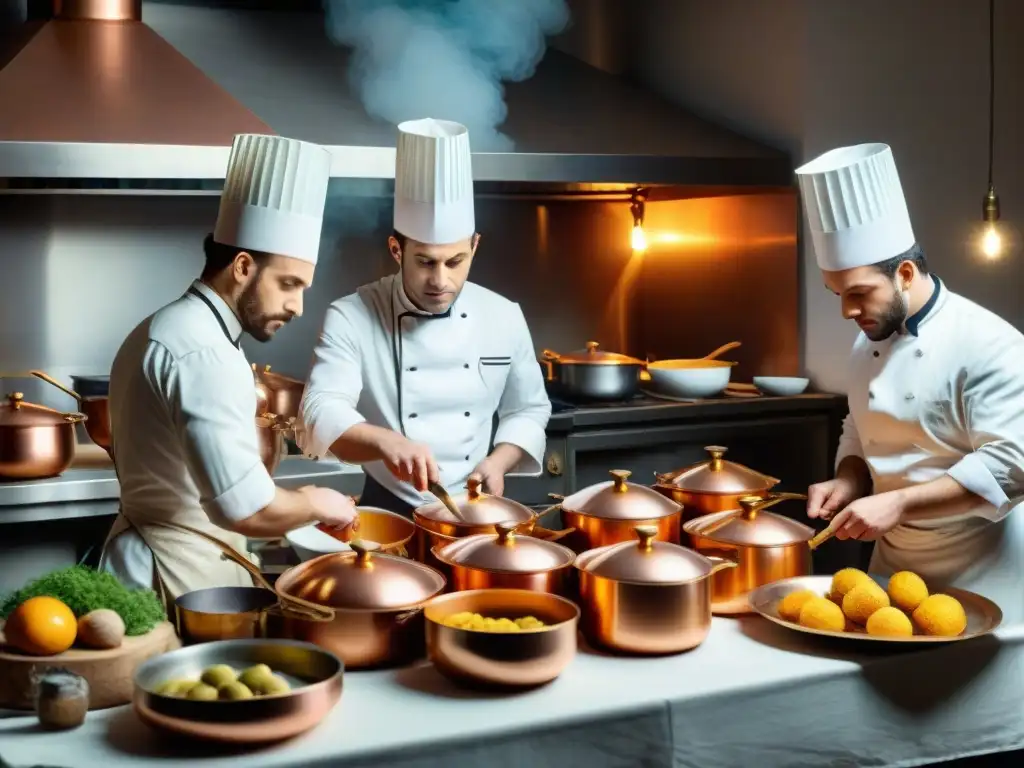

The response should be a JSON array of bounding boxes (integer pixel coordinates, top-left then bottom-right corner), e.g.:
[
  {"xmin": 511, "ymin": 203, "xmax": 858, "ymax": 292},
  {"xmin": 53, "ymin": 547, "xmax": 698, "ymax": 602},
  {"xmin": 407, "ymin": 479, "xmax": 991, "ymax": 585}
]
[
  {"xmin": 298, "ymin": 118, "xmax": 551, "ymax": 515},
  {"xmin": 797, "ymin": 142, "xmax": 1024, "ymax": 621},
  {"xmin": 99, "ymin": 134, "xmax": 358, "ymax": 604}
]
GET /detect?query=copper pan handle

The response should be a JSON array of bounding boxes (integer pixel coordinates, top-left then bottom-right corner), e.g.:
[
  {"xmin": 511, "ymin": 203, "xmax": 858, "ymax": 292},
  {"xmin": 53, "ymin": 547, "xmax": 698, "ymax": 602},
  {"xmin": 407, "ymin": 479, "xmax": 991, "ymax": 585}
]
[
  {"xmin": 540, "ymin": 350, "xmax": 561, "ymax": 361},
  {"xmin": 703, "ymin": 341, "xmax": 742, "ymax": 360},
  {"xmin": 530, "ymin": 525, "xmax": 576, "ymax": 543},
  {"xmin": 394, "ymin": 607, "xmax": 424, "ymax": 625},
  {"xmin": 28, "ymin": 370, "xmax": 84, "ymax": 404},
  {"xmin": 705, "ymin": 554, "xmax": 739, "ymax": 575}
]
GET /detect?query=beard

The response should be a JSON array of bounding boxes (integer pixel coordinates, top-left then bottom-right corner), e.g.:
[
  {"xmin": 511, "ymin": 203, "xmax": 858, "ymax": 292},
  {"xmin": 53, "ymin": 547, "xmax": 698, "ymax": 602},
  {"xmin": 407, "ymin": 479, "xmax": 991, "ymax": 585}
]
[
  {"xmin": 863, "ymin": 285, "xmax": 909, "ymax": 342},
  {"xmin": 238, "ymin": 274, "xmax": 293, "ymax": 343}
]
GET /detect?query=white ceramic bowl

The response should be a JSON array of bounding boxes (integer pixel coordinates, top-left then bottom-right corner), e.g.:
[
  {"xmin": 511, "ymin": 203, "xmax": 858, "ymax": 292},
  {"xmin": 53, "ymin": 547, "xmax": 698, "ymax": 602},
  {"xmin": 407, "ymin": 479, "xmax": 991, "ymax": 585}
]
[
  {"xmin": 753, "ymin": 376, "xmax": 810, "ymax": 396},
  {"xmin": 646, "ymin": 362, "xmax": 732, "ymax": 399},
  {"xmin": 285, "ymin": 524, "xmax": 351, "ymax": 562}
]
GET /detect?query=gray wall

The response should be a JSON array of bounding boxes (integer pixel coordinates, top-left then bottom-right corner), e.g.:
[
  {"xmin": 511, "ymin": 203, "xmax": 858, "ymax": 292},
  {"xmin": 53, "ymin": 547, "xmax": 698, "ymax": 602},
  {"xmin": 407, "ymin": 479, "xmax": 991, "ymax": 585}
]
[{"xmin": 623, "ymin": 0, "xmax": 1024, "ymax": 393}]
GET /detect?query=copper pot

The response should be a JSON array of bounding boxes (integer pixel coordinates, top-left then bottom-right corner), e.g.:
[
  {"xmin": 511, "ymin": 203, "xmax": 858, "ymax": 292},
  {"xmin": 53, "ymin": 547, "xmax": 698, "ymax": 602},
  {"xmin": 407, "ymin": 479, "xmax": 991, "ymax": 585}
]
[
  {"xmin": 0, "ymin": 382, "xmax": 86, "ymax": 481},
  {"xmin": 682, "ymin": 493, "xmax": 812, "ymax": 615},
  {"xmin": 270, "ymin": 541, "xmax": 447, "ymax": 669},
  {"xmin": 174, "ymin": 586, "xmax": 280, "ymax": 645},
  {"xmin": 28, "ymin": 370, "xmax": 112, "ymax": 458},
  {"xmin": 256, "ymin": 414, "xmax": 287, "ymax": 475},
  {"xmin": 431, "ymin": 521, "xmax": 576, "ymax": 597},
  {"xmin": 654, "ymin": 445, "xmax": 780, "ymax": 531},
  {"xmin": 541, "ymin": 341, "xmax": 644, "ymax": 401},
  {"xmin": 555, "ymin": 469, "xmax": 682, "ymax": 553},
  {"xmin": 252, "ymin": 364, "xmax": 305, "ymax": 421},
  {"xmin": 574, "ymin": 525, "xmax": 737, "ymax": 655}
]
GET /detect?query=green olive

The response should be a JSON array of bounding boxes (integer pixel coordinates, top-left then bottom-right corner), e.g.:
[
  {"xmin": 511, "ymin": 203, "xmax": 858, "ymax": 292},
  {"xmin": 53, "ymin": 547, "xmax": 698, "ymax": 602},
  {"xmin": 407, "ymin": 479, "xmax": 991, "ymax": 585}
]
[
  {"xmin": 259, "ymin": 674, "xmax": 291, "ymax": 696},
  {"xmin": 200, "ymin": 664, "xmax": 237, "ymax": 688},
  {"xmin": 218, "ymin": 681, "xmax": 255, "ymax": 700},
  {"xmin": 186, "ymin": 683, "xmax": 219, "ymax": 701}
]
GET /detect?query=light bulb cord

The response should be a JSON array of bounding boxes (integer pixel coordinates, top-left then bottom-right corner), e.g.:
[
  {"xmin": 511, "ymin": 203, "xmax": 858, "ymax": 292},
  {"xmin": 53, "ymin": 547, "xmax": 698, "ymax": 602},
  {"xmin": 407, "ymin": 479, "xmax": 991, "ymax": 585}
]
[{"xmin": 987, "ymin": 0, "xmax": 995, "ymax": 188}]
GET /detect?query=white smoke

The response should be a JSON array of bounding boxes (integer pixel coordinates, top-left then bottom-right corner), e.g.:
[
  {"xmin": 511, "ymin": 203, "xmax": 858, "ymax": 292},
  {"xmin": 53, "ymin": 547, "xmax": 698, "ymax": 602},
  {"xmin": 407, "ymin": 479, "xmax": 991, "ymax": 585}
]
[{"xmin": 322, "ymin": 0, "xmax": 571, "ymax": 151}]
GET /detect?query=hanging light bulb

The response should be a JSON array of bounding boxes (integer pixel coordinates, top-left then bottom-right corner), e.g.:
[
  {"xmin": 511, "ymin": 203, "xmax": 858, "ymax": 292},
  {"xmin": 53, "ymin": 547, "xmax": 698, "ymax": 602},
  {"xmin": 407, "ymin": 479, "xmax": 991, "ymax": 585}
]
[
  {"xmin": 630, "ymin": 190, "xmax": 647, "ymax": 253},
  {"xmin": 980, "ymin": 184, "xmax": 1003, "ymax": 260},
  {"xmin": 976, "ymin": 0, "xmax": 1008, "ymax": 261}
]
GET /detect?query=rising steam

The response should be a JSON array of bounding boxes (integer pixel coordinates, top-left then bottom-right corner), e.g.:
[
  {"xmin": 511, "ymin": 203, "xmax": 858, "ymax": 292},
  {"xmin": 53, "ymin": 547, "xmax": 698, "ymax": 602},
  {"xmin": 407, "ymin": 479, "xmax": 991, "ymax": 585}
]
[{"xmin": 322, "ymin": 0, "xmax": 571, "ymax": 151}]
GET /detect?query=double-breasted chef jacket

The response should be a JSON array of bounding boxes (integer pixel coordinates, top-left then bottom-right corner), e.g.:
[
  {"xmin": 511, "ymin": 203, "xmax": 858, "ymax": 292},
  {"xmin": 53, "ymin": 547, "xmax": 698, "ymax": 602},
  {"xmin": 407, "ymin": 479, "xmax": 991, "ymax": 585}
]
[
  {"xmin": 836, "ymin": 275, "xmax": 1024, "ymax": 622},
  {"xmin": 99, "ymin": 280, "xmax": 275, "ymax": 603},
  {"xmin": 298, "ymin": 274, "xmax": 552, "ymax": 510}
]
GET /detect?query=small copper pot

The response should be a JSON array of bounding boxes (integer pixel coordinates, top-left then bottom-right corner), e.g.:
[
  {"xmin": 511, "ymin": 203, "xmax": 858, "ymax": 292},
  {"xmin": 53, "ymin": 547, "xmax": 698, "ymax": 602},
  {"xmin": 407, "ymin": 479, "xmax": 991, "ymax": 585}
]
[
  {"xmin": 252, "ymin": 364, "xmax": 305, "ymax": 421},
  {"xmin": 174, "ymin": 586, "xmax": 279, "ymax": 645},
  {"xmin": 555, "ymin": 469, "xmax": 682, "ymax": 553},
  {"xmin": 256, "ymin": 414, "xmax": 287, "ymax": 475},
  {"xmin": 654, "ymin": 445, "xmax": 781, "ymax": 539},
  {"xmin": 431, "ymin": 521, "xmax": 576, "ymax": 597},
  {"xmin": 574, "ymin": 525, "xmax": 737, "ymax": 655},
  {"xmin": 29, "ymin": 371, "xmax": 112, "ymax": 458},
  {"xmin": 683, "ymin": 493, "xmax": 812, "ymax": 615},
  {"xmin": 0, "ymin": 376, "xmax": 86, "ymax": 481}
]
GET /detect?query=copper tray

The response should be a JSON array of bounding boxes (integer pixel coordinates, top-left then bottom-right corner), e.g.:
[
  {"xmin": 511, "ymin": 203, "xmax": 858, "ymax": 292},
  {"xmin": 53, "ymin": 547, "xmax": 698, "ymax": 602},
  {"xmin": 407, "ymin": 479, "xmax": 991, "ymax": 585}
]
[{"xmin": 749, "ymin": 575, "xmax": 1002, "ymax": 644}]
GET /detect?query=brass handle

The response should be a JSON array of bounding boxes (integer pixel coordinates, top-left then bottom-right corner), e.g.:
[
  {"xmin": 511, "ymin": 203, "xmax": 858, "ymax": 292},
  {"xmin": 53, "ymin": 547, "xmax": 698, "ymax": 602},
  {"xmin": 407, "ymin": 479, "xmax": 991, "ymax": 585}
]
[
  {"xmin": 609, "ymin": 469, "xmax": 632, "ymax": 492},
  {"xmin": 540, "ymin": 349, "xmax": 561, "ymax": 361},
  {"xmin": 494, "ymin": 520, "xmax": 518, "ymax": 544},
  {"xmin": 29, "ymin": 370, "xmax": 84, "ymax": 404},
  {"xmin": 531, "ymin": 525, "xmax": 576, "ymax": 543},
  {"xmin": 634, "ymin": 524, "xmax": 658, "ymax": 551},
  {"xmin": 351, "ymin": 539, "xmax": 381, "ymax": 567},
  {"xmin": 585, "ymin": 341, "xmax": 600, "ymax": 354},
  {"xmin": 705, "ymin": 554, "xmax": 739, "ymax": 575},
  {"xmin": 738, "ymin": 492, "xmax": 808, "ymax": 521},
  {"xmin": 703, "ymin": 341, "xmax": 742, "ymax": 360}
]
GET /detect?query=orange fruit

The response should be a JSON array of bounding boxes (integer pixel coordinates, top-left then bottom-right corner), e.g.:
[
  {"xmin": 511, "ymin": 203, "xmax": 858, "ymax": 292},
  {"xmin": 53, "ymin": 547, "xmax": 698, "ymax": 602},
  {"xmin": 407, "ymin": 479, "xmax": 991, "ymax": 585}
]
[{"xmin": 4, "ymin": 596, "xmax": 78, "ymax": 656}]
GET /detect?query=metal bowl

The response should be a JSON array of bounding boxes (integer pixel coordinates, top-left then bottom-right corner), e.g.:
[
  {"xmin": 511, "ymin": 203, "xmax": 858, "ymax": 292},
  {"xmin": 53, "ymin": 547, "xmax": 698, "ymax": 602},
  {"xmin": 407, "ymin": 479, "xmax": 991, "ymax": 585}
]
[
  {"xmin": 424, "ymin": 588, "xmax": 580, "ymax": 689},
  {"xmin": 286, "ymin": 506, "xmax": 416, "ymax": 562},
  {"xmin": 133, "ymin": 639, "xmax": 343, "ymax": 744},
  {"xmin": 174, "ymin": 586, "xmax": 279, "ymax": 645}
]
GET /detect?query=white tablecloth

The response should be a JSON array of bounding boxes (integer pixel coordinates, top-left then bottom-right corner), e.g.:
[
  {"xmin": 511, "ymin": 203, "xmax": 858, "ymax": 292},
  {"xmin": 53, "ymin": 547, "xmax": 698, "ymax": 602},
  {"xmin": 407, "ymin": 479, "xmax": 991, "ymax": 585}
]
[{"xmin": 2, "ymin": 617, "xmax": 1023, "ymax": 768}]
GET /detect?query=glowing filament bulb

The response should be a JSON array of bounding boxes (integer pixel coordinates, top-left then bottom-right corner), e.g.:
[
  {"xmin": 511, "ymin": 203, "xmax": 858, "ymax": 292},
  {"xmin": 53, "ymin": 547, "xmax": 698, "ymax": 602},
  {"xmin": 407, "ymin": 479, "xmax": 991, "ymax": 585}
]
[
  {"xmin": 981, "ymin": 224, "xmax": 1003, "ymax": 260},
  {"xmin": 631, "ymin": 224, "xmax": 647, "ymax": 252}
]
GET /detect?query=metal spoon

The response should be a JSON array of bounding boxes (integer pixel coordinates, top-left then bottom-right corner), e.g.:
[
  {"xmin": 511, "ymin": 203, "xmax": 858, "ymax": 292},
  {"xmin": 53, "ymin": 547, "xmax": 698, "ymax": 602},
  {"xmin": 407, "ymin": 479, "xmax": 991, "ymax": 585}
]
[{"xmin": 429, "ymin": 480, "xmax": 467, "ymax": 522}]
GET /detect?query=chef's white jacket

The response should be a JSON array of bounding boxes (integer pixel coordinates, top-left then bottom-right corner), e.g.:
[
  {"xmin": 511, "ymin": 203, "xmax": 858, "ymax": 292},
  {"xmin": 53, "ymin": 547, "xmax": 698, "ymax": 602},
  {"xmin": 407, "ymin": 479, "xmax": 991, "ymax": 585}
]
[
  {"xmin": 837, "ymin": 276, "xmax": 1024, "ymax": 621},
  {"xmin": 98, "ymin": 281, "xmax": 273, "ymax": 600},
  {"xmin": 298, "ymin": 275, "xmax": 551, "ymax": 508}
]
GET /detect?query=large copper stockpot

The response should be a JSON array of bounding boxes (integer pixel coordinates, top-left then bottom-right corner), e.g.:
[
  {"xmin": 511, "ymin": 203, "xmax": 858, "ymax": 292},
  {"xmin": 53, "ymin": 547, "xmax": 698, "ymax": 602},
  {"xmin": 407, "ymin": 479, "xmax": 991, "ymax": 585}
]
[
  {"xmin": 683, "ymin": 493, "xmax": 812, "ymax": 615},
  {"xmin": 269, "ymin": 541, "xmax": 447, "ymax": 669},
  {"xmin": 574, "ymin": 525, "xmax": 737, "ymax": 655},
  {"xmin": 0, "ymin": 384, "xmax": 86, "ymax": 481},
  {"xmin": 555, "ymin": 469, "xmax": 682, "ymax": 552},
  {"xmin": 431, "ymin": 521, "xmax": 576, "ymax": 596},
  {"xmin": 31, "ymin": 370, "xmax": 111, "ymax": 457},
  {"xmin": 252, "ymin": 363, "xmax": 305, "ymax": 421},
  {"xmin": 654, "ymin": 445, "xmax": 782, "ymax": 527}
]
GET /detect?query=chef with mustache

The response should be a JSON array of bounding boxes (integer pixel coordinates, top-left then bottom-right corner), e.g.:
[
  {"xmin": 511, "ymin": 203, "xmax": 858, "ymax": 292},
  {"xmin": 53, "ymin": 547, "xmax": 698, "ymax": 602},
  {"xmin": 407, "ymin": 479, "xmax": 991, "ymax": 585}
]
[
  {"xmin": 797, "ymin": 142, "xmax": 1024, "ymax": 621},
  {"xmin": 297, "ymin": 118, "xmax": 551, "ymax": 515}
]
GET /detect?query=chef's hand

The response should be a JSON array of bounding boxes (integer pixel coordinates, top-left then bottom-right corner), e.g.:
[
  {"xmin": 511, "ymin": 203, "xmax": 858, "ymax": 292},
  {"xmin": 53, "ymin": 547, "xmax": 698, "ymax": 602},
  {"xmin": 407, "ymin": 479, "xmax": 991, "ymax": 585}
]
[
  {"xmin": 469, "ymin": 458, "xmax": 505, "ymax": 497},
  {"xmin": 378, "ymin": 433, "xmax": 439, "ymax": 493},
  {"xmin": 806, "ymin": 475, "xmax": 863, "ymax": 521},
  {"xmin": 827, "ymin": 490, "xmax": 907, "ymax": 541},
  {"xmin": 300, "ymin": 486, "xmax": 360, "ymax": 533}
]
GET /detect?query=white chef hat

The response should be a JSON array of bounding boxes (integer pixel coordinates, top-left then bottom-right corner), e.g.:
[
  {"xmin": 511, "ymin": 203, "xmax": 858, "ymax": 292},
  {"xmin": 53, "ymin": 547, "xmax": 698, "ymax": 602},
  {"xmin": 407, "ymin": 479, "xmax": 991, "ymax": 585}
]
[
  {"xmin": 795, "ymin": 143, "xmax": 915, "ymax": 271},
  {"xmin": 393, "ymin": 118, "xmax": 475, "ymax": 245},
  {"xmin": 214, "ymin": 134, "xmax": 332, "ymax": 265}
]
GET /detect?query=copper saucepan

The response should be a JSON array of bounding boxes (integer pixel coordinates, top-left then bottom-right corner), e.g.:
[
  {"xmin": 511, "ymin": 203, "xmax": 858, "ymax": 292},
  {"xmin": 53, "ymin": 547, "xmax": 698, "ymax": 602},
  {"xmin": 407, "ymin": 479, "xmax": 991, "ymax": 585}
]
[
  {"xmin": 30, "ymin": 370, "xmax": 111, "ymax": 458},
  {"xmin": 683, "ymin": 493, "xmax": 812, "ymax": 614},
  {"xmin": 574, "ymin": 525, "xmax": 737, "ymax": 655},
  {"xmin": 256, "ymin": 413, "xmax": 288, "ymax": 475},
  {"xmin": 252, "ymin": 364, "xmax": 306, "ymax": 421},
  {"xmin": 0, "ymin": 375, "xmax": 87, "ymax": 481}
]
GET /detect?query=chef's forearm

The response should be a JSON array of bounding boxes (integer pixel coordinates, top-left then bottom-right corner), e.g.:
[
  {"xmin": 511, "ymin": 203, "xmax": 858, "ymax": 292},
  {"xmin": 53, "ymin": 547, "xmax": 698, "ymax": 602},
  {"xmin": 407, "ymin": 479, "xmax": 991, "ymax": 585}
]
[
  {"xmin": 836, "ymin": 455, "xmax": 873, "ymax": 497},
  {"xmin": 328, "ymin": 423, "xmax": 399, "ymax": 464},
  {"xmin": 228, "ymin": 487, "xmax": 317, "ymax": 537},
  {"xmin": 896, "ymin": 475, "xmax": 982, "ymax": 521},
  {"xmin": 486, "ymin": 443, "xmax": 526, "ymax": 474}
]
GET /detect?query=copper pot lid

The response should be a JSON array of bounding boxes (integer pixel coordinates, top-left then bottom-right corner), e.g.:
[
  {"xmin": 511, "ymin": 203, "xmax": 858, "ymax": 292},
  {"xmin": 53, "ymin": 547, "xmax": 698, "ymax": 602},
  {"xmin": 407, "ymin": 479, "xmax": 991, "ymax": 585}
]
[
  {"xmin": 542, "ymin": 341, "xmax": 644, "ymax": 366},
  {"xmin": 253, "ymin": 363, "xmax": 304, "ymax": 390},
  {"xmin": 560, "ymin": 469, "xmax": 680, "ymax": 521},
  {"xmin": 276, "ymin": 541, "xmax": 445, "ymax": 610},
  {"xmin": 0, "ymin": 393, "xmax": 85, "ymax": 428},
  {"xmin": 434, "ymin": 521, "xmax": 575, "ymax": 573},
  {"xmin": 655, "ymin": 445, "xmax": 779, "ymax": 494},
  {"xmin": 414, "ymin": 478, "xmax": 535, "ymax": 526},
  {"xmin": 575, "ymin": 525, "xmax": 717, "ymax": 584},
  {"xmin": 683, "ymin": 494, "xmax": 813, "ymax": 547}
]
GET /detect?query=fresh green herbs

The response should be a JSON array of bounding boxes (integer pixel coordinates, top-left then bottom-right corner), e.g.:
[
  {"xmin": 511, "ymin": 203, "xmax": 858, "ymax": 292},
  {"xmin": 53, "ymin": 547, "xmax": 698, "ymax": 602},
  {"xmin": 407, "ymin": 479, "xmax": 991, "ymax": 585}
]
[{"xmin": 0, "ymin": 566, "xmax": 165, "ymax": 636}]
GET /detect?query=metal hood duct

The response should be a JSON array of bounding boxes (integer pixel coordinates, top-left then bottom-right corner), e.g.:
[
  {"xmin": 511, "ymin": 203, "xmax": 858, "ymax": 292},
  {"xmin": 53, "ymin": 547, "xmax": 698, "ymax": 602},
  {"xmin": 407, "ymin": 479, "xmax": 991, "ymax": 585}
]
[{"xmin": 0, "ymin": 1, "xmax": 791, "ymax": 193}]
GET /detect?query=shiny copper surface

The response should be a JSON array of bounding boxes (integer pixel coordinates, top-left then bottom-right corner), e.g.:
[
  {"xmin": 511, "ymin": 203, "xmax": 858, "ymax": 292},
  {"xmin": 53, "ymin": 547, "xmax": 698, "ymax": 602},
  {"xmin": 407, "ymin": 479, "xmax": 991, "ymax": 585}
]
[
  {"xmin": 684, "ymin": 496, "xmax": 813, "ymax": 615},
  {"xmin": 132, "ymin": 639, "xmax": 343, "ymax": 745},
  {"xmin": 252, "ymin": 364, "xmax": 304, "ymax": 421},
  {"xmin": 315, "ymin": 506, "xmax": 416, "ymax": 557},
  {"xmin": 256, "ymin": 415, "xmax": 285, "ymax": 475},
  {"xmin": 55, "ymin": 0, "xmax": 141, "ymax": 20},
  {"xmin": 0, "ymin": 375, "xmax": 85, "ymax": 480},
  {"xmin": 561, "ymin": 469, "xmax": 681, "ymax": 522},
  {"xmin": 560, "ymin": 507, "xmax": 680, "ymax": 553},
  {"xmin": 685, "ymin": 494, "xmax": 812, "ymax": 547},
  {"xmin": 574, "ymin": 525, "xmax": 718, "ymax": 583},
  {"xmin": 424, "ymin": 589, "xmax": 579, "ymax": 688},
  {"xmin": 541, "ymin": 341, "xmax": 644, "ymax": 365},
  {"xmin": 174, "ymin": 586, "xmax": 278, "ymax": 646},
  {"xmin": 0, "ymin": 17, "xmax": 272, "ymax": 145},
  {"xmin": 414, "ymin": 479, "xmax": 537, "ymax": 531},
  {"xmin": 80, "ymin": 396, "xmax": 111, "ymax": 456},
  {"xmin": 654, "ymin": 445, "xmax": 779, "ymax": 494}
]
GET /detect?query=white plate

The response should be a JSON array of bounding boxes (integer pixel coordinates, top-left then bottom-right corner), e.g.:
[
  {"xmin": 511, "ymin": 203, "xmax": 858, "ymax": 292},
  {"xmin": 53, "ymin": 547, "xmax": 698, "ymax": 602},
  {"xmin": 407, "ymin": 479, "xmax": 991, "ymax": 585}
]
[{"xmin": 284, "ymin": 524, "xmax": 351, "ymax": 562}]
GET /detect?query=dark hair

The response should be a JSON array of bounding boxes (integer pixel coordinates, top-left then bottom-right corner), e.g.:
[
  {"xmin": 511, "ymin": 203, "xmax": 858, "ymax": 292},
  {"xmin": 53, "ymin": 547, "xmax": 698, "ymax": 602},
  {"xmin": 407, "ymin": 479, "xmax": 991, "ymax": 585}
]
[
  {"xmin": 201, "ymin": 233, "xmax": 272, "ymax": 280},
  {"xmin": 391, "ymin": 229, "xmax": 409, "ymax": 250},
  {"xmin": 873, "ymin": 242, "xmax": 929, "ymax": 278}
]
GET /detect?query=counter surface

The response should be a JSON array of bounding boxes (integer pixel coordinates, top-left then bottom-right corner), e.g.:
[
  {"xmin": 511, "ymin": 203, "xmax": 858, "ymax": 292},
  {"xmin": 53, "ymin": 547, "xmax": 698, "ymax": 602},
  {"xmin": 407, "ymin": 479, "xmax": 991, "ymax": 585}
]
[{"xmin": 1, "ymin": 616, "xmax": 1020, "ymax": 768}]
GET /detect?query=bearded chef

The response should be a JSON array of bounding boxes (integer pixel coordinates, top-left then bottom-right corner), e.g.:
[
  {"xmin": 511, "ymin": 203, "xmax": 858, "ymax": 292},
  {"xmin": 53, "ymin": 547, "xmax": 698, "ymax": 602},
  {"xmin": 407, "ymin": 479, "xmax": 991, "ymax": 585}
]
[
  {"xmin": 297, "ymin": 118, "xmax": 551, "ymax": 515},
  {"xmin": 99, "ymin": 134, "xmax": 358, "ymax": 604},
  {"xmin": 797, "ymin": 142, "xmax": 1024, "ymax": 621}
]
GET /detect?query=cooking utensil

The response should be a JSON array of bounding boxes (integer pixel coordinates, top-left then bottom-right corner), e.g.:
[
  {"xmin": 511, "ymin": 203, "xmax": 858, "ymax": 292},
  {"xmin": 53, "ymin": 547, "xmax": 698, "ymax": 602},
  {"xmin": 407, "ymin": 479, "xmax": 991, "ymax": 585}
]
[
  {"xmin": 0, "ymin": 375, "xmax": 86, "ymax": 481},
  {"xmin": 753, "ymin": 376, "xmax": 810, "ymax": 396},
  {"xmin": 645, "ymin": 342, "xmax": 741, "ymax": 399},
  {"xmin": 750, "ymin": 575, "xmax": 1003, "ymax": 644},
  {"xmin": 573, "ymin": 525, "xmax": 736, "ymax": 655},
  {"xmin": 271, "ymin": 541, "xmax": 447, "ymax": 669},
  {"xmin": 541, "ymin": 341, "xmax": 645, "ymax": 401},
  {"xmin": 431, "ymin": 520, "xmax": 577, "ymax": 596},
  {"xmin": 133, "ymin": 639, "xmax": 343, "ymax": 744},
  {"xmin": 554, "ymin": 468, "xmax": 682, "ymax": 552},
  {"xmin": 807, "ymin": 517, "xmax": 842, "ymax": 551},
  {"xmin": 174, "ymin": 587, "xmax": 280, "ymax": 645},
  {"xmin": 683, "ymin": 493, "xmax": 812, "ymax": 614},
  {"xmin": 424, "ymin": 588, "xmax": 579, "ymax": 689},
  {"xmin": 653, "ymin": 445, "xmax": 781, "ymax": 530},
  {"xmin": 30, "ymin": 370, "xmax": 113, "ymax": 454},
  {"xmin": 252, "ymin": 364, "xmax": 306, "ymax": 421},
  {"xmin": 282, "ymin": 506, "xmax": 415, "ymax": 561},
  {"xmin": 428, "ymin": 480, "xmax": 467, "ymax": 522},
  {"xmin": 700, "ymin": 341, "xmax": 743, "ymax": 360}
]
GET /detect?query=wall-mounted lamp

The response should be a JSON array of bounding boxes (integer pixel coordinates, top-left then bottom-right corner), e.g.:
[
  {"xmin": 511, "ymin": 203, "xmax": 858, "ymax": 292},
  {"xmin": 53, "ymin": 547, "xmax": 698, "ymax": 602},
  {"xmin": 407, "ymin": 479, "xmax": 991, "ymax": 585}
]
[{"xmin": 630, "ymin": 189, "xmax": 647, "ymax": 252}]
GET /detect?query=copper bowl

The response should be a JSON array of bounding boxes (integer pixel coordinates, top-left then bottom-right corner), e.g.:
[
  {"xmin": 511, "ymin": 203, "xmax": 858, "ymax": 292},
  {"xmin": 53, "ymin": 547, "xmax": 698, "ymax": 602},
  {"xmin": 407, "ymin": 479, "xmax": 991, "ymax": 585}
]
[
  {"xmin": 133, "ymin": 639, "xmax": 343, "ymax": 744},
  {"xmin": 285, "ymin": 506, "xmax": 417, "ymax": 562},
  {"xmin": 424, "ymin": 588, "xmax": 580, "ymax": 689}
]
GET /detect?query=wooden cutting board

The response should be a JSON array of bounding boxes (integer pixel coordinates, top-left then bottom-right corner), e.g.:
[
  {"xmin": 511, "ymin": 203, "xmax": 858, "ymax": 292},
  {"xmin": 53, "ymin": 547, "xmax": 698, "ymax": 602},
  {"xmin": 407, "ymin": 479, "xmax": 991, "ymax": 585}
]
[{"xmin": 0, "ymin": 621, "xmax": 178, "ymax": 710}]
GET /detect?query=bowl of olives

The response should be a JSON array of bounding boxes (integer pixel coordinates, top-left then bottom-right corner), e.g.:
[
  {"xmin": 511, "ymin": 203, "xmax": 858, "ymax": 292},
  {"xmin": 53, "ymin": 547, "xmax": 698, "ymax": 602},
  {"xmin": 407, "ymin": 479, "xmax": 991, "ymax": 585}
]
[{"xmin": 132, "ymin": 639, "xmax": 343, "ymax": 744}]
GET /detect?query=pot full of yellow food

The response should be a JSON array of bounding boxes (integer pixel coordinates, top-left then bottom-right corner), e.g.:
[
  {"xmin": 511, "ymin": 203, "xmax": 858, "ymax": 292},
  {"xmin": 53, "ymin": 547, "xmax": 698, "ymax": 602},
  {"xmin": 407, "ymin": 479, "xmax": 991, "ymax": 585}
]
[
  {"xmin": 424, "ymin": 588, "xmax": 580, "ymax": 688},
  {"xmin": 682, "ymin": 493, "xmax": 811, "ymax": 614},
  {"xmin": 573, "ymin": 525, "xmax": 737, "ymax": 655}
]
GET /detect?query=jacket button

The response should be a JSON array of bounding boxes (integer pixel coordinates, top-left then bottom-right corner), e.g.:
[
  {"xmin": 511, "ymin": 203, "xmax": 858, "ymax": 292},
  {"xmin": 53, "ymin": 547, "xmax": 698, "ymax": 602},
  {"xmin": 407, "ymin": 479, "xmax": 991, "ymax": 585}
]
[
  {"xmin": 868, "ymin": 391, "xmax": 875, "ymax": 400},
  {"xmin": 464, "ymin": 363, "xmax": 469, "ymax": 369},
  {"xmin": 464, "ymin": 411, "xmax": 470, "ymax": 417},
  {"xmin": 873, "ymin": 351, "xmax": 880, "ymax": 358},
  {"xmin": 915, "ymin": 349, "xmax": 924, "ymax": 358},
  {"xmin": 461, "ymin": 313, "xmax": 467, "ymax": 318},
  {"xmin": 409, "ymin": 366, "xmax": 417, "ymax": 372},
  {"xmin": 409, "ymin": 413, "xmax": 418, "ymax": 418},
  {"xmin": 905, "ymin": 393, "xmax": 915, "ymax": 401},
  {"xmin": 465, "ymin": 455, "xmax": 470, "ymax": 461}
]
